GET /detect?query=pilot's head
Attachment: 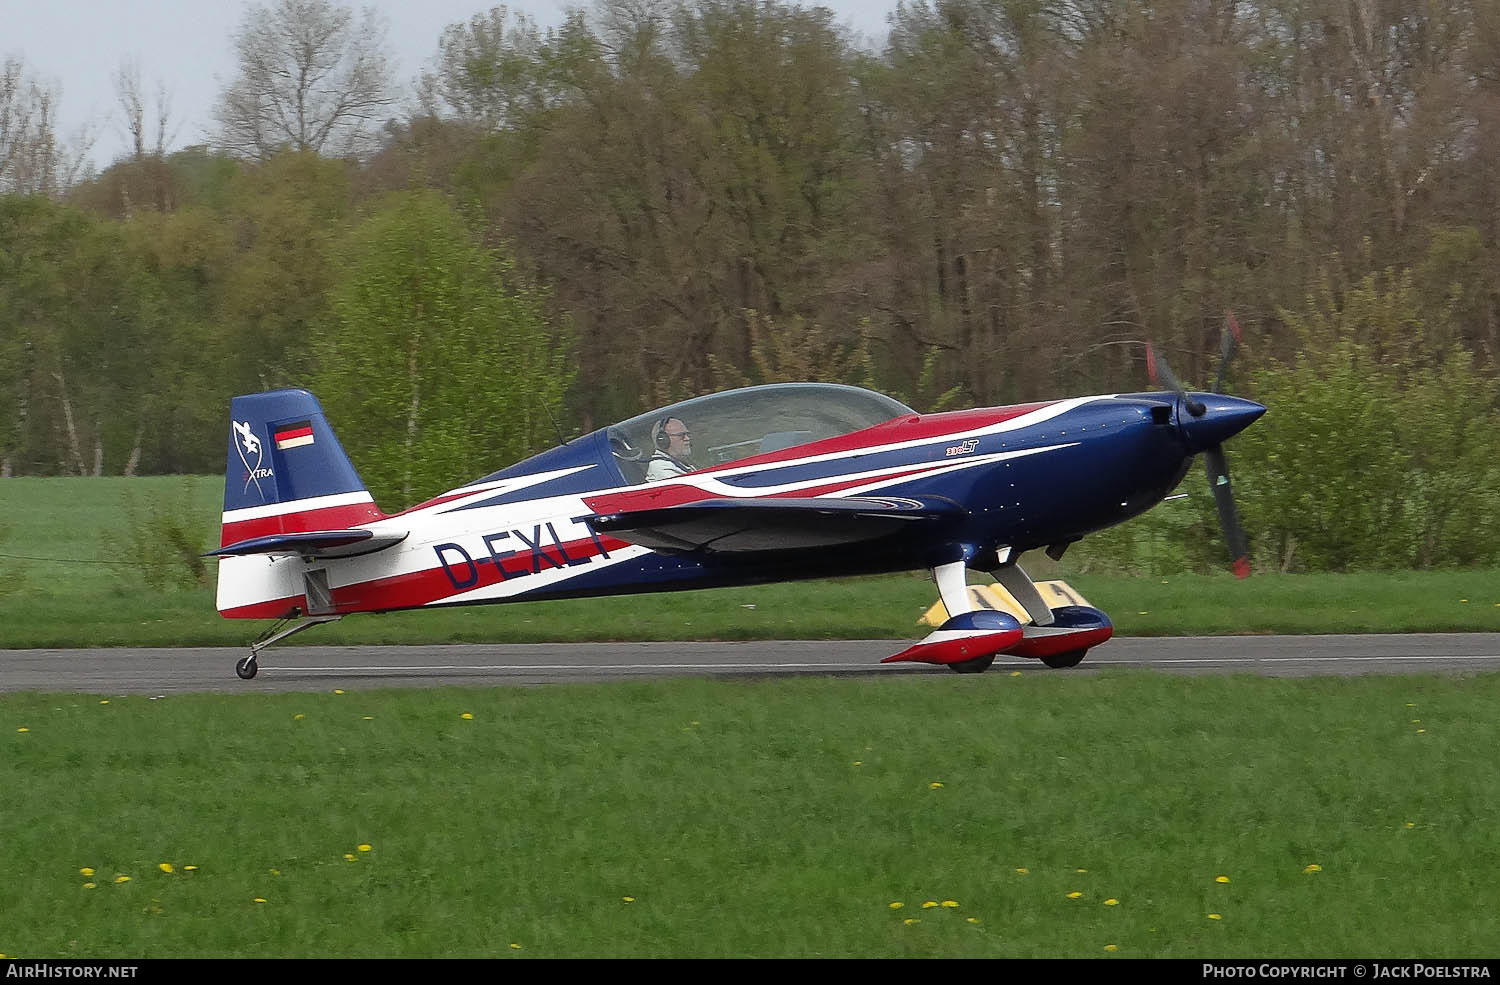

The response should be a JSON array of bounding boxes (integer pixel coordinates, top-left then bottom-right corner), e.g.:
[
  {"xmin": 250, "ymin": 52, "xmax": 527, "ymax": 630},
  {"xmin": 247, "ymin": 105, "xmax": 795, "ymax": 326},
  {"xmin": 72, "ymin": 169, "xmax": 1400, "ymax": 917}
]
[{"xmin": 652, "ymin": 417, "xmax": 692, "ymax": 459}]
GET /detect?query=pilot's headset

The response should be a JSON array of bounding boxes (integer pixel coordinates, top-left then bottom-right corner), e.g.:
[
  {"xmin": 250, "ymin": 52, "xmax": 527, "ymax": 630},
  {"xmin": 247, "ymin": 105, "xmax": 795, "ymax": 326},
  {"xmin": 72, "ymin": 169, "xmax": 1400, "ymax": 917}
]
[{"xmin": 652, "ymin": 418, "xmax": 674, "ymax": 452}]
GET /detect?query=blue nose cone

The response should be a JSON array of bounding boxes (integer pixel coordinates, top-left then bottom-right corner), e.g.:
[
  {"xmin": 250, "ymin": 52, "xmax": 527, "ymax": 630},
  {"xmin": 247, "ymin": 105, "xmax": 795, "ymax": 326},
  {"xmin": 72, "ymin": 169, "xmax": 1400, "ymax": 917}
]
[{"xmin": 1180, "ymin": 394, "xmax": 1266, "ymax": 451}]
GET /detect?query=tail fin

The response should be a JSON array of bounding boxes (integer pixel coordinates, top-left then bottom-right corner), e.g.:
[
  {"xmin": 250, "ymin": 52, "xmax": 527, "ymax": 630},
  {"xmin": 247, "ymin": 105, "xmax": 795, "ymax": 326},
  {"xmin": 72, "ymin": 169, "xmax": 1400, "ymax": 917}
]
[{"xmin": 221, "ymin": 389, "xmax": 383, "ymax": 548}]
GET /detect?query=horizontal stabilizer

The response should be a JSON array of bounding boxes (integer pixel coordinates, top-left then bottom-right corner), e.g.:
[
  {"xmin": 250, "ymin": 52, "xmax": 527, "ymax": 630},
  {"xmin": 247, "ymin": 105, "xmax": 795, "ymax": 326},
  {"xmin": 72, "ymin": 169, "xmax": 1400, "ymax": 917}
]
[
  {"xmin": 587, "ymin": 495, "xmax": 961, "ymax": 554},
  {"xmin": 207, "ymin": 529, "xmax": 407, "ymax": 559}
]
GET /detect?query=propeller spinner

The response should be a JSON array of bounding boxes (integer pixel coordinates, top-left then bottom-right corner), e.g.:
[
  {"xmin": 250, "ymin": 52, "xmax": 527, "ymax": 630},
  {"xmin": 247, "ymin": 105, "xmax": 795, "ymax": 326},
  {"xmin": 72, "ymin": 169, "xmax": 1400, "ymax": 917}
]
[{"xmin": 1146, "ymin": 314, "xmax": 1264, "ymax": 578}]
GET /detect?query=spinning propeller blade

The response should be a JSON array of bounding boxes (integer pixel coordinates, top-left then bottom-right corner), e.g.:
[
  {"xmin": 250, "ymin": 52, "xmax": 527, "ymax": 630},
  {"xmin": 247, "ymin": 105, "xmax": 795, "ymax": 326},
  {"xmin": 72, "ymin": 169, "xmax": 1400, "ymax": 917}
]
[
  {"xmin": 1145, "ymin": 342, "xmax": 1205, "ymax": 416},
  {"xmin": 1148, "ymin": 312, "xmax": 1254, "ymax": 578}
]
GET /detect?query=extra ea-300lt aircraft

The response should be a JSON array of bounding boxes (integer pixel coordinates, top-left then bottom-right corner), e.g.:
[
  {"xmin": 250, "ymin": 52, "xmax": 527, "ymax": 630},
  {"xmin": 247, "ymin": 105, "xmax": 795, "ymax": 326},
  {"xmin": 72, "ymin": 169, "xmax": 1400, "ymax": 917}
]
[{"xmin": 211, "ymin": 331, "xmax": 1264, "ymax": 680}]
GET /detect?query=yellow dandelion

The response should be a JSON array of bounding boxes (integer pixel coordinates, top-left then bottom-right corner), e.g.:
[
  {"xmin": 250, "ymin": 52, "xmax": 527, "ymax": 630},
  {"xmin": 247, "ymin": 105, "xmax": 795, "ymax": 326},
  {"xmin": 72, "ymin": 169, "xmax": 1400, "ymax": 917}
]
[
  {"xmin": 852, "ymin": 761, "xmax": 863, "ymax": 766},
  {"xmin": 888, "ymin": 902, "xmax": 904, "ymax": 910},
  {"xmin": 114, "ymin": 875, "xmax": 131, "ymax": 884},
  {"xmin": 1105, "ymin": 944, "xmax": 1119, "ymax": 952},
  {"xmin": 99, "ymin": 700, "xmax": 109, "ymax": 705},
  {"xmin": 1406, "ymin": 822, "xmax": 1416, "ymax": 829},
  {"xmin": 1417, "ymin": 729, "xmax": 1426, "ymax": 734},
  {"xmin": 623, "ymin": 897, "xmax": 635, "ymax": 903},
  {"xmin": 158, "ymin": 863, "xmax": 174, "ymax": 874},
  {"xmin": 903, "ymin": 918, "xmax": 920, "ymax": 926},
  {"xmin": 461, "ymin": 713, "xmax": 473, "ymax": 720},
  {"xmin": 294, "ymin": 714, "xmax": 304, "ymax": 720},
  {"xmin": 82, "ymin": 883, "xmax": 96, "ymax": 890},
  {"xmin": 253, "ymin": 898, "xmax": 267, "ymax": 904},
  {"xmin": 1076, "ymin": 868, "xmax": 1088, "ymax": 873},
  {"xmin": 1066, "ymin": 892, "xmax": 1083, "ymax": 899},
  {"xmin": 1208, "ymin": 913, "xmax": 1223, "ymax": 920},
  {"xmin": 363, "ymin": 716, "xmax": 373, "ymax": 721},
  {"xmin": 1009, "ymin": 671, "xmax": 1022, "ymax": 677},
  {"xmin": 343, "ymin": 854, "xmax": 356, "ymax": 861},
  {"xmin": 942, "ymin": 900, "xmax": 959, "ymax": 908},
  {"xmin": 358, "ymin": 844, "xmax": 372, "ymax": 852},
  {"xmin": 17, "ymin": 727, "xmax": 28, "ymax": 733},
  {"xmin": 1137, "ymin": 611, "xmax": 1149, "ymax": 615},
  {"xmin": 966, "ymin": 917, "xmax": 979, "ymax": 924},
  {"xmin": 1015, "ymin": 868, "xmax": 1029, "ymax": 875},
  {"xmin": 1303, "ymin": 864, "xmax": 1322, "ymax": 873},
  {"xmin": 80, "ymin": 867, "xmax": 94, "ymax": 877},
  {"xmin": 1215, "ymin": 875, "xmax": 1230, "ymax": 884},
  {"xmin": 929, "ymin": 782, "xmax": 943, "ymax": 789},
  {"xmin": 922, "ymin": 901, "xmax": 939, "ymax": 909},
  {"xmin": 269, "ymin": 869, "xmax": 280, "ymax": 876},
  {"xmin": 184, "ymin": 866, "xmax": 197, "ymax": 872},
  {"xmin": 509, "ymin": 944, "xmax": 522, "ymax": 950},
  {"xmin": 1104, "ymin": 898, "xmax": 1119, "ymax": 906},
  {"xmin": 333, "ymin": 689, "xmax": 344, "ymax": 695}
]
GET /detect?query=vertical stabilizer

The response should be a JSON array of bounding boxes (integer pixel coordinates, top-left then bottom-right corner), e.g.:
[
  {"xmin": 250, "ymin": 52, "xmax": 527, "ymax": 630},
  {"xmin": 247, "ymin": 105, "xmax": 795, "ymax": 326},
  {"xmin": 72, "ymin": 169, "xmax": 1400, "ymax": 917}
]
[{"xmin": 220, "ymin": 389, "xmax": 383, "ymax": 548}]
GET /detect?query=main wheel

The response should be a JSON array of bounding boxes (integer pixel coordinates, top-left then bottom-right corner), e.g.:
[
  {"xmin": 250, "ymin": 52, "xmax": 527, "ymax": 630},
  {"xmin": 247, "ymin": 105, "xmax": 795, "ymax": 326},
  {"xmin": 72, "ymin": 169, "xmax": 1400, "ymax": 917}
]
[
  {"xmin": 1040, "ymin": 649, "xmax": 1087, "ymax": 669},
  {"xmin": 948, "ymin": 655, "xmax": 995, "ymax": 674},
  {"xmin": 235, "ymin": 656, "xmax": 259, "ymax": 680}
]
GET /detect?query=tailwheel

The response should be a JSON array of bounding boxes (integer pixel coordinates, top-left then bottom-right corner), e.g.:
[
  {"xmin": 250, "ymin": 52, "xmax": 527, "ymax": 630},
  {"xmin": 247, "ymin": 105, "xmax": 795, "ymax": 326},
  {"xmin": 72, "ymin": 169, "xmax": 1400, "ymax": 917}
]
[
  {"xmin": 235, "ymin": 656, "xmax": 259, "ymax": 680},
  {"xmin": 1041, "ymin": 648, "xmax": 1087, "ymax": 669},
  {"xmin": 948, "ymin": 655, "xmax": 995, "ymax": 675}
]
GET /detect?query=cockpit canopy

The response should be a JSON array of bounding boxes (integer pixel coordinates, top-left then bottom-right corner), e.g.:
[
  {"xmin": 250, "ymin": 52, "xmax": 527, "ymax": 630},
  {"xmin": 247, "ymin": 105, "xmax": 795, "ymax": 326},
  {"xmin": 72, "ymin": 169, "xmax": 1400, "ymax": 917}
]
[{"xmin": 606, "ymin": 383, "xmax": 914, "ymax": 484}]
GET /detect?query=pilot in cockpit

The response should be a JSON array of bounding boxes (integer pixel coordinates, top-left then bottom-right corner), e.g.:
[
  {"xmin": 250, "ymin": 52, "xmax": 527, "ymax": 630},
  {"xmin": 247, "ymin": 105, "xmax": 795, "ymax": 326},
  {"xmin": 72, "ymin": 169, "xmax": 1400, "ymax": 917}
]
[{"xmin": 645, "ymin": 416, "xmax": 696, "ymax": 481}]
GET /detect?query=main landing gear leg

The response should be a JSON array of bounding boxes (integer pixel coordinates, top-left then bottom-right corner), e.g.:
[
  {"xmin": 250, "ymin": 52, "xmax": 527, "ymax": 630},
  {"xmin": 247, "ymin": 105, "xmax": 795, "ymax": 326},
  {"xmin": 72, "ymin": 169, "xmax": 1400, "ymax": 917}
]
[
  {"xmin": 989, "ymin": 552, "xmax": 1055, "ymax": 627},
  {"xmin": 932, "ymin": 559, "xmax": 973, "ymax": 622},
  {"xmin": 236, "ymin": 614, "xmax": 343, "ymax": 680}
]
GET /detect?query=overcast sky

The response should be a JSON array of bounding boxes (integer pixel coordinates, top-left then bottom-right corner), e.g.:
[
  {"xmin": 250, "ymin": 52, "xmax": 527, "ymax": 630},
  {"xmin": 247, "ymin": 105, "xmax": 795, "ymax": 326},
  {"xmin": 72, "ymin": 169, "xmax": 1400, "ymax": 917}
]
[{"xmin": 5, "ymin": 0, "xmax": 899, "ymax": 172}]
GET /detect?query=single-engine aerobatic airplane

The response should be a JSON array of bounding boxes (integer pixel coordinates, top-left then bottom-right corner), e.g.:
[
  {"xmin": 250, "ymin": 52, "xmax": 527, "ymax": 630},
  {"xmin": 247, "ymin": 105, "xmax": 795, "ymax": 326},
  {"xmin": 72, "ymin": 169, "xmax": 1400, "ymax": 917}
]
[{"xmin": 211, "ymin": 326, "xmax": 1263, "ymax": 679}]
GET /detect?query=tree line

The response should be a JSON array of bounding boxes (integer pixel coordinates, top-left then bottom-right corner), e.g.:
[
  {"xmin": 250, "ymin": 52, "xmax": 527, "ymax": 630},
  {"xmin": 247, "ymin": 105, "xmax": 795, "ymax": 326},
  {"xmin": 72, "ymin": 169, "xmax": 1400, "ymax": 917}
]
[{"xmin": 3, "ymin": 0, "xmax": 1500, "ymax": 572}]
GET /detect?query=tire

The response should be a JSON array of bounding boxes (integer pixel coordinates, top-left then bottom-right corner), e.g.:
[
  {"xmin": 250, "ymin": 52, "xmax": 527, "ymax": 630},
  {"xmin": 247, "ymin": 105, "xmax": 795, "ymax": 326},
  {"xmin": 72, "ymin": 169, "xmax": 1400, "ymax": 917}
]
[
  {"xmin": 1040, "ymin": 649, "xmax": 1087, "ymax": 669},
  {"xmin": 235, "ymin": 656, "xmax": 259, "ymax": 680},
  {"xmin": 948, "ymin": 655, "xmax": 996, "ymax": 674}
]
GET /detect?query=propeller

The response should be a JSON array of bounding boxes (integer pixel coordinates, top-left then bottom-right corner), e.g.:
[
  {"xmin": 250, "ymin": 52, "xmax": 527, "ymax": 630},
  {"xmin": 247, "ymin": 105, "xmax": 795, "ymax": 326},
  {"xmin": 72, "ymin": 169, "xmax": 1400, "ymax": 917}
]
[{"xmin": 1146, "ymin": 313, "xmax": 1255, "ymax": 579}]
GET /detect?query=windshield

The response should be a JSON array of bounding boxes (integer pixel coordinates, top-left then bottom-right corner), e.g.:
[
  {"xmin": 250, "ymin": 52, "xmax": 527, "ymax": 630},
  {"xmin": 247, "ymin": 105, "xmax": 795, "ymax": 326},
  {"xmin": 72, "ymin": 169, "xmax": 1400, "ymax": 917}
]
[{"xmin": 604, "ymin": 383, "xmax": 914, "ymax": 483}]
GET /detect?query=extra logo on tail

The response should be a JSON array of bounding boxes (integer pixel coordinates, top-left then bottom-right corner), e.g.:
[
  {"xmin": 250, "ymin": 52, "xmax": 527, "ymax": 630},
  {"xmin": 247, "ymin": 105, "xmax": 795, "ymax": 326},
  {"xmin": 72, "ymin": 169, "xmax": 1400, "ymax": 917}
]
[{"xmin": 232, "ymin": 419, "xmax": 273, "ymax": 500}]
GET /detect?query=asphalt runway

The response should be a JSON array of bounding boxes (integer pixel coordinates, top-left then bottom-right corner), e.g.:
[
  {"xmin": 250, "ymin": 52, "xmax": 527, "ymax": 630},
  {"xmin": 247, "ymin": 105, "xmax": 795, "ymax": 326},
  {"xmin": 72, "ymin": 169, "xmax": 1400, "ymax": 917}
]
[{"xmin": 4, "ymin": 633, "xmax": 1500, "ymax": 693}]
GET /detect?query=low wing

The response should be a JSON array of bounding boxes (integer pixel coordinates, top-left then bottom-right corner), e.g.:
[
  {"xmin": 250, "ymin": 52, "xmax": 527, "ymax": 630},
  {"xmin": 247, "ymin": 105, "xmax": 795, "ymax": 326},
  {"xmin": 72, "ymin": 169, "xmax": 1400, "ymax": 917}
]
[
  {"xmin": 206, "ymin": 529, "xmax": 408, "ymax": 560},
  {"xmin": 586, "ymin": 496, "xmax": 962, "ymax": 554}
]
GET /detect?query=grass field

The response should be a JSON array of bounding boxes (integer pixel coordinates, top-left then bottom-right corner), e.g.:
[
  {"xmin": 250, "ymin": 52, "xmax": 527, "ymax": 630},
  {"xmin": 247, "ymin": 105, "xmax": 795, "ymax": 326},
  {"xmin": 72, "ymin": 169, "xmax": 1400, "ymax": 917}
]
[
  {"xmin": 3, "ymin": 672, "xmax": 1496, "ymax": 958},
  {"xmin": 2, "ymin": 476, "xmax": 1498, "ymax": 647}
]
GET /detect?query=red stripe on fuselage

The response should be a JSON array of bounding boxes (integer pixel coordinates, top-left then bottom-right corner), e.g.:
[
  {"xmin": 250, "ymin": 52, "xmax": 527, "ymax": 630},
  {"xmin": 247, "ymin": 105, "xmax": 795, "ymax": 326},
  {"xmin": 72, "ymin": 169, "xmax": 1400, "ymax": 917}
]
[
  {"xmin": 219, "ymin": 595, "xmax": 303, "ymax": 619},
  {"xmin": 220, "ymin": 501, "xmax": 385, "ymax": 547},
  {"xmin": 273, "ymin": 425, "xmax": 314, "ymax": 441},
  {"xmin": 218, "ymin": 531, "xmax": 631, "ymax": 617}
]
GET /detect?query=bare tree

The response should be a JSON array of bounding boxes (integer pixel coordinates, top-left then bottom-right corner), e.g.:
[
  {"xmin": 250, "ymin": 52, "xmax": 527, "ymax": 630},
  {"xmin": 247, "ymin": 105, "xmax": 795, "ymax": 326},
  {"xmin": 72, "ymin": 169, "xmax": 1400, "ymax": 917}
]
[
  {"xmin": 0, "ymin": 54, "xmax": 93, "ymax": 196},
  {"xmin": 114, "ymin": 57, "xmax": 174, "ymax": 161},
  {"xmin": 213, "ymin": 0, "xmax": 396, "ymax": 161}
]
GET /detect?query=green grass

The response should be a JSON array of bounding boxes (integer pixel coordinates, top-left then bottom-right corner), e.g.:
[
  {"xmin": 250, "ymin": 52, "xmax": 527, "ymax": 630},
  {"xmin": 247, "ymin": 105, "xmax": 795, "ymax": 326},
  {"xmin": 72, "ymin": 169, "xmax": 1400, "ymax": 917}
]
[
  {"xmin": 3, "ymin": 672, "xmax": 1497, "ymax": 958},
  {"xmin": 2, "ymin": 476, "xmax": 1498, "ymax": 647}
]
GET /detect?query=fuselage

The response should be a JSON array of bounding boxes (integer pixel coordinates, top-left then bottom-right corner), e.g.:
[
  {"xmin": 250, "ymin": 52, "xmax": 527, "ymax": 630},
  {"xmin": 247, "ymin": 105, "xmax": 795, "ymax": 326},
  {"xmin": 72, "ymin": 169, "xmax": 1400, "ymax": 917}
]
[{"xmin": 216, "ymin": 390, "xmax": 1264, "ymax": 619}]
